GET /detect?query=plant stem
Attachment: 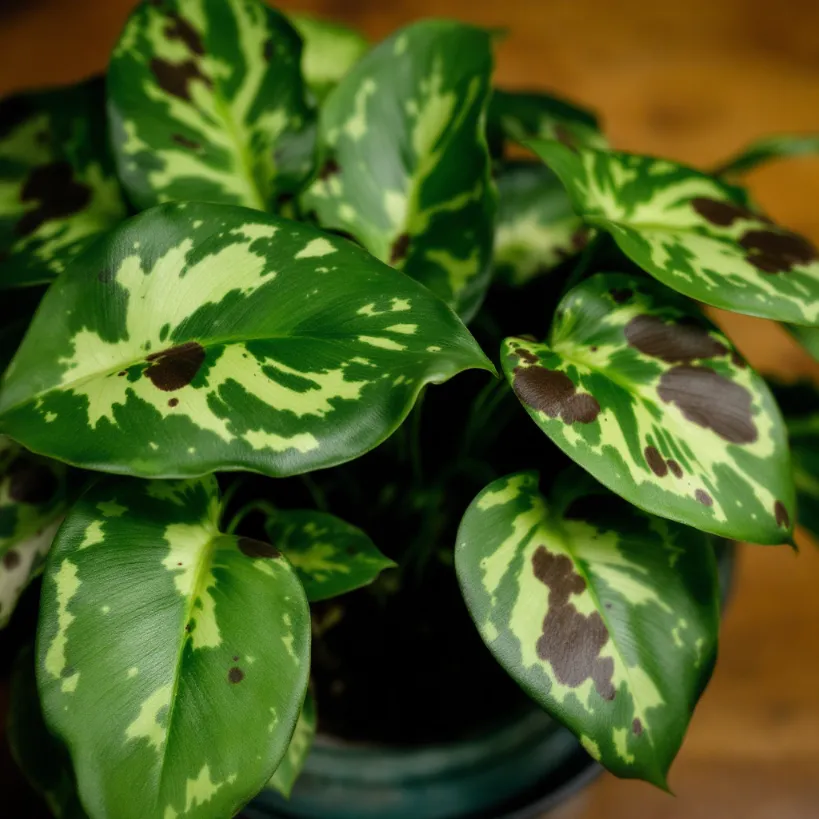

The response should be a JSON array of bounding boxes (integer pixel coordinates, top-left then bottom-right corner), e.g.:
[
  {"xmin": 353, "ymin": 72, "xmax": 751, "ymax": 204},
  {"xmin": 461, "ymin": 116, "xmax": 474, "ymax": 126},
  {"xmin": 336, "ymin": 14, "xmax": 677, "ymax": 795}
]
[
  {"xmin": 225, "ymin": 499, "xmax": 279, "ymax": 535},
  {"xmin": 559, "ymin": 232, "xmax": 603, "ymax": 299},
  {"xmin": 300, "ymin": 473, "xmax": 329, "ymax": 512},
  {"xmin": 219, "ymin": 476, "xmax": 247, "ymax": 527}
]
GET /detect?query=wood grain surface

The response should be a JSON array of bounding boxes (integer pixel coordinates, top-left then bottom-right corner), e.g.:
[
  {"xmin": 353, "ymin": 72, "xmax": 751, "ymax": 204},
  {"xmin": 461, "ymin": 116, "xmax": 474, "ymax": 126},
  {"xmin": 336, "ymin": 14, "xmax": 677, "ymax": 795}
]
[{"xmin": 1, "ymin": 1, "xmax": 818, "ymax": 817}]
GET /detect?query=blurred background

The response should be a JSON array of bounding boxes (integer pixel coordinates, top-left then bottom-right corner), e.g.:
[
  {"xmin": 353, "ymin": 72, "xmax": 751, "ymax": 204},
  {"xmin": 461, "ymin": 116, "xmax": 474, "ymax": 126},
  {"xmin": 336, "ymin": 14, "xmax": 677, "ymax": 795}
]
[{"xmin": 1, "ymin": 0, "xmax": 818, "ymax": 817}]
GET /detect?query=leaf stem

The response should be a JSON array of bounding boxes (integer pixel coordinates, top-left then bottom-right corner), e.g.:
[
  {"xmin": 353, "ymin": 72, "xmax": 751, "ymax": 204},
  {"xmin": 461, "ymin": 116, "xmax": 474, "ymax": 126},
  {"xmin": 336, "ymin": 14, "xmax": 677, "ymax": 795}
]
[{"xmin": 225, "ymin": 499, "xmax": 279, "ymax": 535}]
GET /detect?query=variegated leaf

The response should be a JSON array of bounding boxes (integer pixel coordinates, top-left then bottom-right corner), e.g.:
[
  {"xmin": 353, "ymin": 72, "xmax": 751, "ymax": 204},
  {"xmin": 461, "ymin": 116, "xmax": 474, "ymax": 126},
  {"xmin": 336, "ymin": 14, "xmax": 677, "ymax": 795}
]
[
  {"xmin": 0, "ymin": 202, "xmax": 493, "ymax": 478},
  {"xmin": 502, "ymin": 273, "xmax": 794, "ymax": 543},
  {"xmin": 266, "ymin": 690, "xmax": 316, "ymax": 798},
  {"xmin": 37, "ymin": 474, "xmax": 310, "ymax": 819},
  {"xmin": 494, "ymin": 161, "xmax": 588, "ymax": 286},
  {"xmin": 300, "ymin": 20, "xmax": 496, "ymax": 321},
  {"xmin": 714, "ymin": 133, "xmax": 819, "ymax": 177},
  {"xmin": 8, "ymin": 646, "xmax": 89, "ymax": 819},
  {"xmin": 0, "ymin": 435, "xmax": 67, "ymax": 627},
  {"xmin": 456, "ymin": 470, "xmax": 720, "ymax": 787},
  {"xmin": 487, "ymin": 89, "xmax": 608, "ymax": 157},
  {"xmin": 265, "ymin": 509, "xmax": 394, "ymax": 601},
  {"xmin": 529, "ymin": 140, "xmax": 819, "ymax": 325},
  {"xmin": 108, "ymin": 0, "xmax": 315, "ymax": 212},
  {"xmin": 290, "ymin": 15, "xmax": 368, "ymax": 103},
  {"xmin": 0, "ymin": 78, "xmax": 126, "ymax": 289}
]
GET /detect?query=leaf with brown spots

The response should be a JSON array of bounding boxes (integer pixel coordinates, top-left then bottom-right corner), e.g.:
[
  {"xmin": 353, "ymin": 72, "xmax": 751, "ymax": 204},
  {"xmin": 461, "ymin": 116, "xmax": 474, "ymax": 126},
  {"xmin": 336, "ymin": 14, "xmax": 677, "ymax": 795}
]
[
  {"xmin": 502, "ymin": 272, "xmax": 795, "ymax": 543},
  {"xmin": 456, "ymin": 470, "xmax": 720, "ymax": 787}
]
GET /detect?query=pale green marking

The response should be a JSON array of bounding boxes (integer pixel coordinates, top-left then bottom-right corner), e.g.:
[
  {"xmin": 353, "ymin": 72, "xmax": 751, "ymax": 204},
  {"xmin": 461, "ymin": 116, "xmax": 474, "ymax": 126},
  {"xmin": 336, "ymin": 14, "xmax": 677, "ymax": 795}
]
[
  {"xmin": 358, "ymin": 335, "xmax": 406, "ymax": 351},
  {"xmin": 477, "ymin": 474, "xmax": 530, "ymax": 511},
  {"xmin": 613, "ymin": 727, "xmax": 635, "ymax": 764},
  {"xmin": 97, "ymin": 500, "xmax": 127, "ymax": 517},
  {"xmin": 426, "ymin": 345, "xmax": 442, "ymax": 353},
  {"xmin": 344, "ymin": 78, "xmax": 377, "ymax": 140},
  {"xmin": 125, "ymin": 684, "xmax": 172, "ymax": 752},
  {"xmin": 385, "ymin": 324, "xmax": 417, "ymax": 335},
  {"xmin": 391, "ymin": 298, "xmax": 411, "ymax": 311},
  {"xmin": 581, "ymin": 736, "xmax": 601, "ymax": 761},
  {"xmin": 295, "ymin": 237, "xmax": 336, "ymax": 259},
  {"xmin": 61, "ymin": 672, "xmax": 80, "ymax": 694},
  {"xmin": 127, "ymin": 667, "xmax": 138, "ymax": 679},
  {"xmin": 78, "ymin": 520, "xmax": 104, "ymax": 550},
  {"xmin": 184, "ymin": 764, "xmax": 236, "ymax": 812},
  {"xmin": 44, "ymin": 559, "xmax": 81, "ymax": 680},
  {"xmin": 425, "ymin": 247, "xmax": 480, "ymax": 294},
  {"xmin": 286, "ymin": 542, "xmax": 350, "ymax": 579}
]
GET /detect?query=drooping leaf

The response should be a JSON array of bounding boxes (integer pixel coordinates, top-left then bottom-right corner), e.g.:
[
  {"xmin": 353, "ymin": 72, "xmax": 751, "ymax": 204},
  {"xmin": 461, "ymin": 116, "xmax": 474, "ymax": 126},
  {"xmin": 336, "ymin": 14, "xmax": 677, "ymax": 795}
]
[
  {"xmin": 301, "ymin": 20, "xmax": 496, "ymax": 321},
  {"xmin": 529, "ymin": 140, "xmax": 819, "ymax": 325},
  {"xmin": 8, "ymin": 646, "xmax": 89, "ymax": 819},
  {"xmin": 456, "ymin": 470, "xmax": 720, "ymax": 787},
  {"xmin": 494, "ymin": 161, "xmax": 588, "ymax": 286},
  {"xmin": 290, "ymin": 15, "xmax": 368, "ymax": 103},
  {"xmin": 0, "ymin": 436, "xmax": 67, "ymax": 628},
  {"xmin": 36, "ymin": 474, "xmax": 310, "ymax": 819},
  {"xmin": 265, "ymin": 509, "xmax": 394, "ymax": 601},
  {"xmin": 266, "ymin": 690, "xmax": 316, "ymax": 798},
  {"xmin": 108, "ymin": 0, "xmax": 316, "ymax": 212},
  {"xmin": 714, "ymin": 133, "xmax": 819, "ymax": 177},
  {"xmin": 487, "ymin": 89, "xmax": 608, "ymax": 157},
  {"xmin": 0, "ymin": 78, "xmax": 127, "ymax": 289},
  {"xmin": 502, "ymin": 272, "xmax": 794, "ymax": 543},
  {"xmin": 0, "ymin": 202, "xmax": 493, "ymax": 478}
]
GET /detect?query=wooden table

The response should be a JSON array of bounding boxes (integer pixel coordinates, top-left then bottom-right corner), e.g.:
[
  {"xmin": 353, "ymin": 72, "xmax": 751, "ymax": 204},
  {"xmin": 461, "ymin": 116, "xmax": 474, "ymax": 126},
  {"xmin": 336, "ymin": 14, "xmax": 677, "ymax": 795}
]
[{"xmin": 2, "ymin": 1, "xmax": 819, "ymax": 817}]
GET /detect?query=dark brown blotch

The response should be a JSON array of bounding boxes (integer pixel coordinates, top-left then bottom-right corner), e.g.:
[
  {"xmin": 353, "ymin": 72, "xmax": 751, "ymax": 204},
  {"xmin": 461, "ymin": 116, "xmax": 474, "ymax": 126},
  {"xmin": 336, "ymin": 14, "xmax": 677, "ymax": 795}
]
[
  {"xmin": 15, "ymin": 161, "xmax": 91, "ymax": 238},
  {"xmin": 625, "ymin": 314, "xmax": 727, "ymax": 363},
  {"xmin": 172, "ymin": 133, "xmax": 202, "ymax": 151},
  {"xmin": 691, "ymin": 197, "xmax": 758, "ymax": 227},
  {"xmin": 2, "ymin": 550, "xmax": 21, "ymax": 570},
  {"xmin": 513, "ymin": 366, "xmax": 601, "ymax": 425},
  {"xmin": 318, "ymin": 158, "xmax": 340, "ymax": 181},
  {"xmin": 150, "ymin": 58, "xmax": 212, "ymax": 102},
  {"xmin": 390, "ymin": 233, "xmax": 411, "ymax": 265},
  {"xmin": 774, "ymin": 500, "xmax": 790, "ymax": 529},
  {"xmin": 610, "ymin": 288, "xmax": 632, "ymax": 304},
  {"xmin": 7, "ymin": 458, "xmax": 59, "ymax": 505},
  {"xmin": 238, "ymin": 537, "xmax": 281, "ymax": 559},
  {"xmin": 740, "ymin": 229, "xmax": 817, "ymax": 274},
  {"xmin": 632, "ymin": 718, "xmax": 643, "ymax": 735},
  {"xmin": 695, "ymin": 489, "xmax": 713, "ymax": 507},
  {"xmin": 168, "ymin": 398, "xmax": 179, "ymax": 408},
  {"xmin": 514, "ymin": 347, "xmax": 540, "ymax": 365},
  {"xmin": 144, "ymin": 341, "xmax": 206, "ymax": 391},
  {"xmin": 165, "ymin": 14, "xmax": 205, "ymax": 55},
  {"xmin": 668, "ymin": 459, "xmax": 683, "ymax": 478},
  {"xmin": 644, "ymin": 445, "xmax": 668, "ymax": 477},
  {"xmin": 228, "ymin": 667, "xmax": 245, "ymax": 684}
]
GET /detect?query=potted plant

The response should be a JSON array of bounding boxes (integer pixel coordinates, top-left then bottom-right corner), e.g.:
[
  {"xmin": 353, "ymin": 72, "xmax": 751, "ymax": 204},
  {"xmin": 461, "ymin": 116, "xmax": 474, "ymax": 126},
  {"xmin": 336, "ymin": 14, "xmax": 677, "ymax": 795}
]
[{"xmin": 1, "ymin": 1, "xmax": 818, "ymax": 817}]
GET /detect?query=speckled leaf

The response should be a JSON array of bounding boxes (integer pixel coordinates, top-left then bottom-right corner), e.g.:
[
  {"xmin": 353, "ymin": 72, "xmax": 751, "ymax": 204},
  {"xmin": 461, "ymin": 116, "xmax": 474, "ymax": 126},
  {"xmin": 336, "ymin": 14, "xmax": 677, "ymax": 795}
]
[
  {"xmin": 301, "ymin": 20, "xmax": 496, "ymax": 321},
  {"xmin": 487, "ymin": 89, "xmax": 608, "ymax": 157},
  {"xmin": 529, "ymin": 140, "xmax": 819, "ymax": 325},
  {"xmin": 266, "ymin": 690, "xmax": 316, "ymax": 798},
  {"xmin": 456, "ymin": 470, "xmax": 720, "ymax": 787},
  {"xmin": 290, "ymin": 15, "xmax": 368, "ymax": 103},
  {"xmin": 502, "ymin": 273, "xmax": 794, "ymax": 543},
  {"xmin": 8, "ymin": 646, "xmax": 89, "ymax": 819},
  {"xmin": 0, "ymin": 78, "xmax": 126, "ymax": 289},
  {"xmin": 0, "ymin": 436, "xmax": 67, "ymax": 628},
  {"xmin": 494, "ymin": 161, "xmax": 588, "ymax": 286},
  {"xmin": 108, "ymin": 0, "xmax": 316, "ymax": 212},
  {"xmin": 265, "ymin": 510, "xmax": 394, "ymax": 601},
  {"xmin": 0, "ymin": 202, "xmax": 492, "ymax": 478},
  {"xmin": 36, "ymin": 474, "xmax": 310, "ymax": 819},
  {"xmin": 714, "ymin": 134, "xmax": 819, "ymax": 177}
]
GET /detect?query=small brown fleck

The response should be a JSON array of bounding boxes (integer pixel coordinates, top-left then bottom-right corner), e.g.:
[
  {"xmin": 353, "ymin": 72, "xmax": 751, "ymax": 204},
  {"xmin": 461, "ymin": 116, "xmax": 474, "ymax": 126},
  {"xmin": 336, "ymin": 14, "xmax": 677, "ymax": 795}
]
[
  {"xmin": 774, "ymin": 501, "xmax": 790, "ymax": 529},
  {"xmin": 390, "ymin": 233, "xmax": 411, "ymax": 265},
  {"xmin": 232, "ymin": 655, "xmax": 239, "ymax": 662},
  {"xmin": 3, "ymin": 550, "xmax": 20, "ymax": 570},
  {"xmin": 168, "ymin": 398, "xmax": 179, "ymax": 407},
  {"xmin": 633, "ymin": 718, "xmax": 643, "ymax": 735},
  {"xmin": 118, "ymin": 371, "xmax": 127, "ymax": 377},
  {"xmin": 695, "ymin": 489, "xmax": 713, "ymax": 507},
  {"xmin": 644, "ymin": 445, "xmax": 668, "ymax": 477},
  {"xmin": 554, "ymin": 124, "xmax": 578, "ymax": 151},
  {"xmin": 172, "ymin": 133, "xmax": 201, "ymax": 151},
  {"xmin": 228, "ymin": 667, "xmax": 244, "ymax": 684},
  {"xmin": 318, "ymin": 158, "xmax": 340, "ymax": 180},
  {"xmin": 610, "ymin": 288, "xmax": 632, "ymax": 304}
]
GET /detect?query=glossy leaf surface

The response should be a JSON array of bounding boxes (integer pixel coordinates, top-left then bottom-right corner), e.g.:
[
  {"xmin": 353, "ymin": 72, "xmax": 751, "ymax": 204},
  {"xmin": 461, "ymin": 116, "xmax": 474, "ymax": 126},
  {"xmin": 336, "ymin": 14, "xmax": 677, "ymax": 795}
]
[
  {"xmin": 301, "ymin": 20, "xmax": 496, "ymax": 321},
  {"xmin": 108, "ymin": 0, "xmax": 315, "ymax": 211},
  {"xmin": 502, "ymin": 273, "xmax": 794, "ymax": 543},
  {"xmin": 530, "ymin": 140, "xmax": 819, "ymax": 325},
  {"xmin": 0, "ymin": 79, "xmax": 126, "ymax": 288},
  {"xmin": 456, "ymin": 470, "xmax": 720, "ymax": 787},
  {"xmin": 266, "ymin": 509, "xmax": 394, "ymax": 601},
  {"xmin": 266, "ymin": 691, "xmax": 316, "ymax": 798},
  {"xmin": 0, "ymin": 202, "xmax": 492, "ymax": 478},
  {"xmin": 37, "ymin": 475, "xmax": 310, "ymax": 819}
]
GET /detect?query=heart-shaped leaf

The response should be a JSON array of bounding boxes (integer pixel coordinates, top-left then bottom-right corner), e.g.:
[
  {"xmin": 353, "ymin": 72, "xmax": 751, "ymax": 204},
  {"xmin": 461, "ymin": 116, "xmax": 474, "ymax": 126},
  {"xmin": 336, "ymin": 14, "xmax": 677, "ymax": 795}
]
[
  {"xmin": 0, "ymin": 202, "xmax": 493, "ymax": 478},
  {"xmin": 714, "ymin": 133, "xmax": 819, "ymax": 177},
  {"xmin": 494, "ymin": 161, "xmax": 588, "ymax": 286},
  {"xmin": 1, "ymin": 436, "xmax": 67, "ymax": 627},
  {"xmin": 502, "ymin": 273, "xmax": 794, "ymax": 543},
  {"xmin": 290, "ymin": 15, "xmax": 368, "ymax": 103},
  {"xmin": 37, "ymin": 474, "xmax": 310, "ymax": 819},
  {"xmin": 0, "ymin": 78, "xmax": 126, "ymax": 289},
  {"xmin": 529, "ymin": 140, "xmax": 819, "ymax": 325},
  {"xmin": 300, "ymin": 20, "xmax": 496, "ymax": 321},
  {"xmin": 266, "ymin": 690, "xmax": 316, "ymax": 798},
  {"xmin": 456, "ymin": 470, "xmax": 720, "ymax": 787},
  {"xmin": 108, "ymin": 0, "xmax": 315, "ymax": 212},
  {"xmin": 265, "ymin": 509, "xmax": 394, "ymax": 601}
]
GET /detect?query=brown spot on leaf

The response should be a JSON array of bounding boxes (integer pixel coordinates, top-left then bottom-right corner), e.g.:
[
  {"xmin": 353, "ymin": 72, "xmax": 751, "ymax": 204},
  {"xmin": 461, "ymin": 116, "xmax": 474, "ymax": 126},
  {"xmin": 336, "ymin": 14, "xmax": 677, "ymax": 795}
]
[
  {"xmin": 168, "ymin": 398, "xmax": 179, "ymax": 407},
  {"xmin": 633, "ymin": 718, "xmax": 643, "ymax": 735},
  {"xmin": 228, "ymin": 667, "xmax": 244, "ymax": 684},
  {"xmin": 172, "ymin": 133, "xmax": 201, "ymax": 151},
  {"xmin": 532, "ymin": 546, "xmax": 615, "ymax": 700},
  {"xmin": 554, "ymin": 124, "xmax": 578, "ymax": 152},
  {"xmin": 318, "ymin": 158, "xmax": 340, "ymax": 181},
  {"xmin": 15, "ymin": 161, "xmax": 91, "ymax": 238},
  {"xmin": 731, "ymin": 351, "xmax": 746, "ymax": 368},
  {"xmin": 610, "ymin": 288, "xmax": 632, "ymax": 304},
  {"xmin": 625, "ymin": 315, "xmax": 727, "ymax": 363},
  {"xmin": 390, "ymin": 233, "xmax": 411, "ymax": 265},
  {"xmin": 7, "ymin": 458, "xmax": 58, "ymax": 504},
  {"xmin": 2, "ymin": 550, "xmax": 20, "ymax": 570},
  {"xmin": 165, "ymin": 14, "xmax": 205, "ymax": 55},
  {"xmin": 657, "ymin": 365, "xmax": 757, "ymax": 444},
  {"xmin": 144, "ymin": 341, "xmax": 205, "ymax": 391},
  {"xmin": 691, "ymin": 197, "xmax": 758, "ymax": 227},
  {"xmin": 774, "ymin": 501, "xmax": 790, "ymax": 529},
  {"xmin": 644, "ymin": 445, "xmax": 668, "ymax": 477},
  {"xmin": 0, "ymin": 95, "xmax": 32, "ymax": 139},
  {"xmin": 238, "ymin": 537, "xmax": 281, "ymax": 559},
  {"xmin": 118, "ymin": 371, "xmax": 127, "ymax": 377},
  {"xmin": 668, "ymin": 459, "xmax": 683, "ymax": 478},
  {"xmin": 514, "ymin": 347, "xmax": 540, "ymax": 365},
  {"xmin": 513, "ymin": 366, "xmax": 601, "ymax": 425},
  {"xmin": 150, "ymin": 58, "xmax": 211, "ymax": 102},
  {"xmin": 740, "ymin": 229, "xmax": 817, "ymax": 274},
  {"xmin": 695, "ymin": 489, "xmax": 713, "ymax": 506}
]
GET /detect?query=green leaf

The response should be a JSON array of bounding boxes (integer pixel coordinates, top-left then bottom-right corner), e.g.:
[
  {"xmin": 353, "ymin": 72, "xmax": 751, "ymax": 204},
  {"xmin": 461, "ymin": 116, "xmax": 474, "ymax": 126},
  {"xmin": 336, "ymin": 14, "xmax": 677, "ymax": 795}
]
[
  {"xmin": 0, "ymin": 201, "xmax": 493, "ymax": 478},
  {"xmin": 8, "ymin": 645, "xmax": 89, "ymax": 818},
  {"xmin": 289, "ymin": 15, "xmax": 368, "ymax": 103},
  {"xmin": 494, "ymin": 161, "xmax": 588, "ymax": 286},
  {"xmin": 487, "ymin": 89, "xmax": 608, "ymax": 156},
  {"xmin": 714, "ymin": 133, "xmax": 819, "ymax": 177},
  {"xmin": 300, "ymin": 20, "xmax": 497, "ymax": 321},
  {"xmin": 456, "ymin": 470, "xmax": 720, "ymax": 787},
  {"xmin": 502, "ymin": 272, "xmax": 794, "ymax": 544},
  {"xmin": 36, "ymin": 474, "xmax": 310, "ymax": 819},
  {"xmin": 266, "ymin": 690, "xmax": 316, "ymax": 798},
  {"xmin": 1, "ymin": 436, "xmax": 67, "ymax": 628},
  {"xmin": 108, "ymin": 0, "xmax": 316, "ymax": 212},
  {"xmin": 528, "ymin": 140, "xmax": 819, "ymax": 325},
  {"xmin": 265, "ymin": 509, "xmax": 395, "ymax": 601},
  {"xmin": 0, "ymin": 78, "xmax": 127, "ymax": 289}
]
